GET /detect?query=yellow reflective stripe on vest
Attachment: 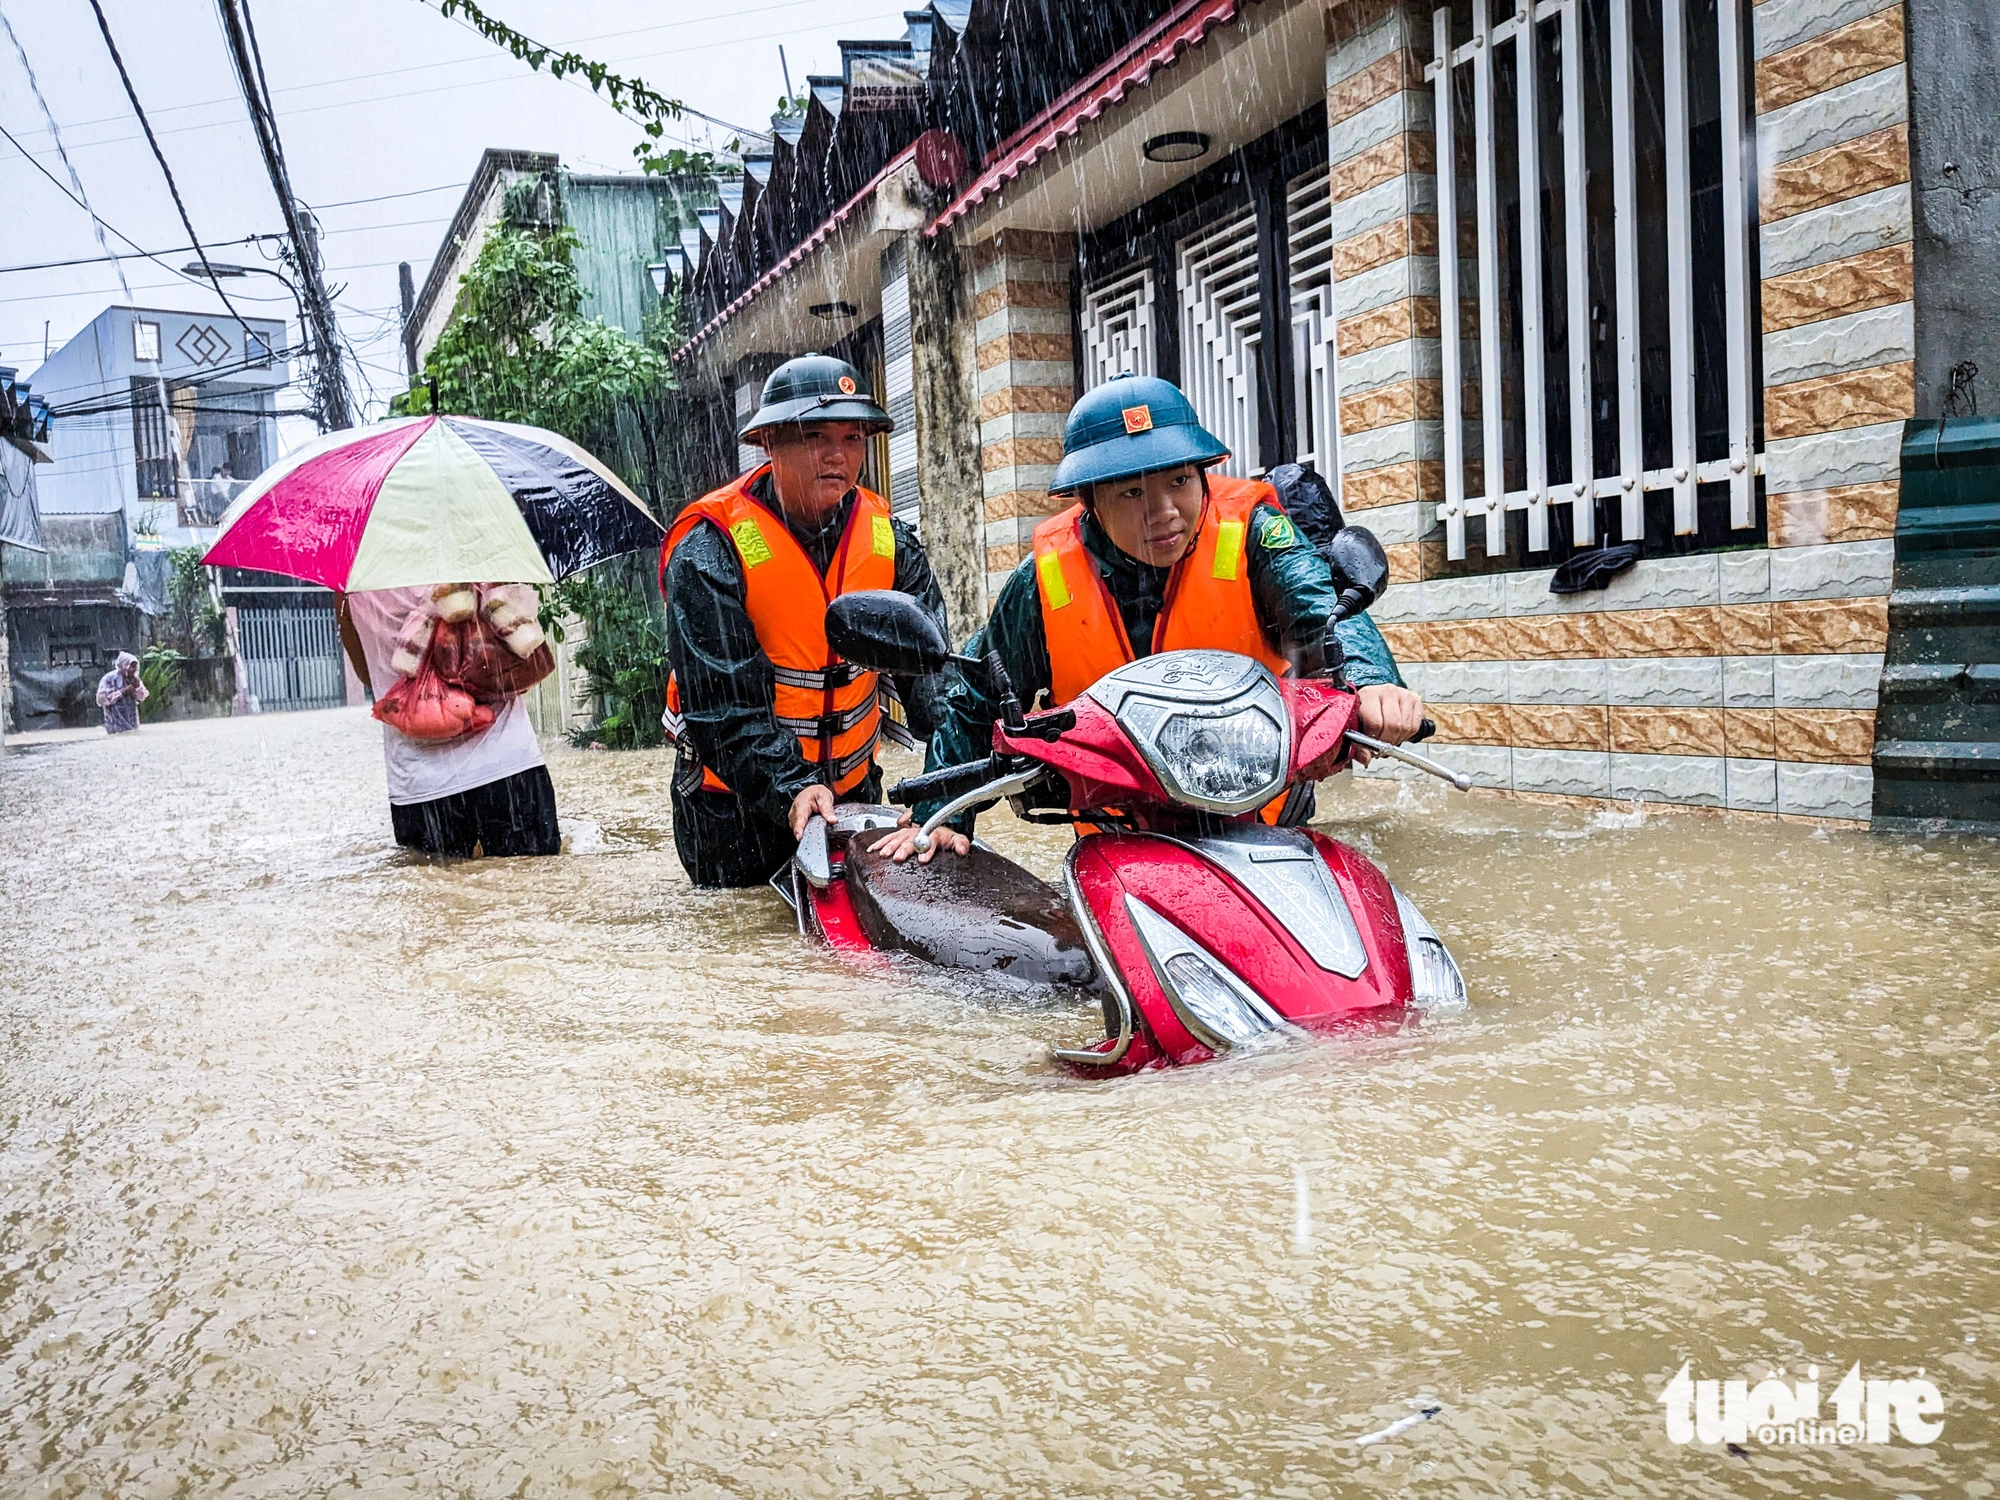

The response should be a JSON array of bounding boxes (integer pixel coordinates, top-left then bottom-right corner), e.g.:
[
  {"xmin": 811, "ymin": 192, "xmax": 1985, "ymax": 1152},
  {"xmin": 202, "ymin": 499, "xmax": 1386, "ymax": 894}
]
[
  {"xmin": 871, "ymin": 513, "xmax": 895, "ymax": 559},
  {"xmin": 730, "ymin": 517, "xmax": 773, "ymax": 567},
  {"xmin": 1036, "ymin": 548, "xmax": 1072, "ymax": 609},
  {"xmin": 1211, "ymin": 519, "xmax": 1244, "ymax": 580}
]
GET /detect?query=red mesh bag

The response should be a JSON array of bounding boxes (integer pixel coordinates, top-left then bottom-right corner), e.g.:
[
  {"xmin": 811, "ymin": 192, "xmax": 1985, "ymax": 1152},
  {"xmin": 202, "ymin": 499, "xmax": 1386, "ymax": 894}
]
[
  {"xmin": 371, "ymin": 631, "xmax": 497, "ymax": 743},
  {"xmin": 430, "ymin": 603, "xmax": 554, "ymax": 705}
]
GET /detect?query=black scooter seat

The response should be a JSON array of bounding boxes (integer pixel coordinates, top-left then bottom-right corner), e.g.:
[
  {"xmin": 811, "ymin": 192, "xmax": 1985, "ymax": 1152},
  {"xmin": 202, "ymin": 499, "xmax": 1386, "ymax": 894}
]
[{"xmin": 844, "ymin": 828, "xmax": 1095, "ymax": 987}]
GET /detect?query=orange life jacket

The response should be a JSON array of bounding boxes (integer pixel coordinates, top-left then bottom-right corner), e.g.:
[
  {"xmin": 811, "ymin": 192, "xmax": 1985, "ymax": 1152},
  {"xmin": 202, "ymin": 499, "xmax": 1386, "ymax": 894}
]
[
  {"xmin": 1032, "ymin": 474, "xmax": 1291, "ymax": 705},
  {"xmin": 1032, "ymin": 474, "xmax": 1295, "ymax": 825},
  {"xmin": 660, "ymin": 468, "xmax": 900, "ymax": 796}
]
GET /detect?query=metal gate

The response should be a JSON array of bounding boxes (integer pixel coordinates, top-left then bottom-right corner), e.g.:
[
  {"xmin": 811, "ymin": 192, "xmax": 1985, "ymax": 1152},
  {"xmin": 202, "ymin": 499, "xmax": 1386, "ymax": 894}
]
[{"xmin": 236, "ymin": 605, "xmax": 345, "ymax": 712}]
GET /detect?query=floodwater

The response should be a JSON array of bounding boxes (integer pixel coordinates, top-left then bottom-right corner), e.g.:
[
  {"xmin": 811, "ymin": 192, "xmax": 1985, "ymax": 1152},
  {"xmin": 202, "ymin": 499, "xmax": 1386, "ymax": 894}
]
[{"xmin": 2, "ymin": 707, "xmax": 1996, "ymax": 1498}]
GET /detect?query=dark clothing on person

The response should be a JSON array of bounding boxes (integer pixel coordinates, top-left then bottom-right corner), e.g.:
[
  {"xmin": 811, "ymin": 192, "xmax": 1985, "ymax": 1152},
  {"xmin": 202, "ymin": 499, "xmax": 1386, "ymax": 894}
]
[
  {"xmin": 661, "ymin": 472, "xmax": 947, "ymax": 887},
  {"xmin": 672, "ymin": 766, "xmax": 888, "ymax": 890},
  {"xmin": 920, "ymin": 499, "xmax": 1404, "ymax": 832},
  {"xmin": 390, "ymin": 763, "xmax": 561, "ymax": 858}
]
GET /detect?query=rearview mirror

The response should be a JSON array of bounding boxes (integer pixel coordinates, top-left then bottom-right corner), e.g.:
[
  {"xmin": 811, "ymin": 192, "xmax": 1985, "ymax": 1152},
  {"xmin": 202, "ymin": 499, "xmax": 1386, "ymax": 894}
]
[
  {"xmin": 826, "ymin": 590, "xmax": 951, "ymax": 676},
  {"xmin": 1324, "ymin": 526, "xmax": 1389, "ymax": 616}
]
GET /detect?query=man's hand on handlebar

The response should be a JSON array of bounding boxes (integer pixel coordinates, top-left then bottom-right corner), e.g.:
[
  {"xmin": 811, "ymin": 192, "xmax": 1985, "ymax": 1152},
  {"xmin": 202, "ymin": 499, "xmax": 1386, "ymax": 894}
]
[
  {"xmin": 789, "ymin": 784, "xmax": 838, "ymax": 838},
  {"xmin": 1349, "ymin": 684, "xmax": 1426, "ymax": 767},
  {"xmin": 870, "ymin": 819, "xmax": 970, "ymax": 864}
]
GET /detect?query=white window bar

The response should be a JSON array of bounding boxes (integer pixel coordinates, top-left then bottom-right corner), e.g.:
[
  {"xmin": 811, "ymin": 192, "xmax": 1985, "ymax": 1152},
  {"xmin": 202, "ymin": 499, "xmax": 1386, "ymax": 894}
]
[
  {"xmin": 1560, "ymin": 0, "xmax": 1595, "ymax": 545},
  {"xmin": 1429, "ymin": 0, "xmax": 1762, "ymax": 558},
  {"xmin": 1434, "ymin": 6, "xmax": 1467, "ymax": 559},
  {"xmin": 1609, "ymin": 0, "xmax": 1643, "ymax": 540},
  {"xmin": 1515, "ymin": 1, "xmax": 1550, "ymax": 552},
  {"xmin": 1177, "ymin": 207, "xmax": 1262, "ymax": 477},
  {"xmin": 1662, "ymin": 0, "xmax": 1697, "ymax": 533},
  {"xmin": 1716, "ymin": 0, "xmax": 1757, "ymax": 528},
  {"xmin": 1287, "ymin": 166, "xmax": 1340, "ymax": 485},
  {"xmin": 1472, "ymin": 0, "xmax": 1506, "ymax": 557}
]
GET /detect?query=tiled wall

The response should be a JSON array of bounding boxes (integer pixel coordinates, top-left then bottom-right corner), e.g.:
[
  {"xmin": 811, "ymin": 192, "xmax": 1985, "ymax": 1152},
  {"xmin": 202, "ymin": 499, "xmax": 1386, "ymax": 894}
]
[
  {"xmin": 1332, "ymin": 0, "xmax": 1909, "ymax": 823},
  {"xmin": 1324, "ymin": 0, "xmax": 1440, "ymax": 590},
  {"xmin": 970, "ymin": 230, "xmax": 1076, "ymax": 606}
]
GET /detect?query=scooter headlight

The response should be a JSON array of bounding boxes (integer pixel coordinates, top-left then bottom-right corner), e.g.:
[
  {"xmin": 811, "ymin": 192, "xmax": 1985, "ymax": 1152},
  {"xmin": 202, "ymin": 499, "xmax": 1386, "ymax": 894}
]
[
  {"xmin": 1085, "ymin": 651, "xmax": 1292, "ymax": 814},
  {"xmin": 1154, "ymin": 707, "xmax": 1286, "ymax": 808},
  {"xmin": 1392, "ymin": 886, "xmax": 1467, "ymax": 1011}
]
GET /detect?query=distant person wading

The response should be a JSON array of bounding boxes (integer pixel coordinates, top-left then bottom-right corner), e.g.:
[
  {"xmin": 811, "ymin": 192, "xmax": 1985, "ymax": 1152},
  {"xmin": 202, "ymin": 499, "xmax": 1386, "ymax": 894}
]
[{"xmin": 94, "ymin": 651, "xmax": 147, "ymax": 735}]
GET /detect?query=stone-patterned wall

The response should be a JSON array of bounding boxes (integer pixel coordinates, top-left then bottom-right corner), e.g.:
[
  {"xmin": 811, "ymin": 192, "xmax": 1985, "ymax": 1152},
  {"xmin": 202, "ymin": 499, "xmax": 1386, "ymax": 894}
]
[
  {"xmin": 1324, "ymin": 0, "xmax": 1439, "ymax": 589},
  {"xmin": 970, "ymin": 231, "xmax": 1077, "ymax": 607},
  {"xmin": 1331, "ymin": 0, "xmax": 1907, "ymax": 823},
  {"xmin": 1752, "ymin": 0, "xmax": 1914, "ymax": 812}
]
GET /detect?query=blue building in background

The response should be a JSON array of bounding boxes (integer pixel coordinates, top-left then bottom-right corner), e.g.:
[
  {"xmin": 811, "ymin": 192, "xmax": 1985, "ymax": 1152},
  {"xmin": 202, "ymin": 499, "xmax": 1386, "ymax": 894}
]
[{"xmin": 30, "ymin": 304, "xmax": 290, "ymax": 543}]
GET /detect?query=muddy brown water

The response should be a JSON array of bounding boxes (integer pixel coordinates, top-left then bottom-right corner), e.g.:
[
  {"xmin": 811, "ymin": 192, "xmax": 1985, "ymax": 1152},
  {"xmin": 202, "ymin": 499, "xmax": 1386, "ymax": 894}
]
[{"xmin": 2, "ymin": 707, "xmax": 1996, "ymax": 1497}]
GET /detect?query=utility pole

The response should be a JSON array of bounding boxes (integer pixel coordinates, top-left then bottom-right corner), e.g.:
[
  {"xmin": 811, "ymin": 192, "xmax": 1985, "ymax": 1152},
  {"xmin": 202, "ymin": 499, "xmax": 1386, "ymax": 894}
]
[
  {"xmin": 398, "ymin": 262, "xmax": 417, "ymax": 381},
  {"xmin": 212, "ymin": 0, "xmax": 353, "ymax": 430}
]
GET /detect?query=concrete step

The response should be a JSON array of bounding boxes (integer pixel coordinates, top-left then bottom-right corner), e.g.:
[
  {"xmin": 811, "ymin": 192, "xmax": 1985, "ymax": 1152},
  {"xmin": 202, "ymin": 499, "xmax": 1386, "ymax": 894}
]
[
  {"xmin": 1879, "ymin": 661, "xmax": 2000, "ymax": 703},
  {"xmin": 1872, "ymin": 738, "xmax": 2000, "ymax": 826},
  {"xmin": 1890, "ymin": 584, "xmax": 2000, "ymax": 628}
]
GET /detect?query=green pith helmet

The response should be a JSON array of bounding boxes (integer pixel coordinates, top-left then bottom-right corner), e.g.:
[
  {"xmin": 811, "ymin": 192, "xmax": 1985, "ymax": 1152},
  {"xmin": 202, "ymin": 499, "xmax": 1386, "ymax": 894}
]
[
  {"xmin": 738, "ymin": 354, "xmax": 893, "ymax": 440},
  {"xmin": 1050, "ymin": 373, "xmax": 1230, "ymax": 495}
]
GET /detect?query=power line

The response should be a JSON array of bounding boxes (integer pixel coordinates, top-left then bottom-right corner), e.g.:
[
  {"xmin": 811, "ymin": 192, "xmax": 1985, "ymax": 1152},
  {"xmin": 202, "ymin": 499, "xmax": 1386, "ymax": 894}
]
[
  {"xmin": 0, "ymin": 234, "xmax": 276, "ymax": 277},
  {"xmin": 82, "ymin": 0, "xmax": 255, "ymax": 340},
  {"xmin": 2, "ymin": 0, "xmax": 848, "ymax": 146}
]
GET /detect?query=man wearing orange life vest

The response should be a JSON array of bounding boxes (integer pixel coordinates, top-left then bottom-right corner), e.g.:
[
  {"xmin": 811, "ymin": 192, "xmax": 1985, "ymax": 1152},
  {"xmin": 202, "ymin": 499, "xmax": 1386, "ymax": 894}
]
[
  {"xmin": 659, "ymin": 355, "xmax": 948, "ymax": 887},
  {"xmin": 878, "ymin": 373, "xmax": 1423, "ymax": 859}
]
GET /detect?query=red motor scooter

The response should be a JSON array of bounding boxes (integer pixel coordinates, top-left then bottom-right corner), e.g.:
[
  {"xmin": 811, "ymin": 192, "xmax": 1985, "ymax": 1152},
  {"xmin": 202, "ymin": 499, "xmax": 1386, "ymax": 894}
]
[{"xmin": 780, "ymin": 537, "xmax": 1471, "ymax": 1074}]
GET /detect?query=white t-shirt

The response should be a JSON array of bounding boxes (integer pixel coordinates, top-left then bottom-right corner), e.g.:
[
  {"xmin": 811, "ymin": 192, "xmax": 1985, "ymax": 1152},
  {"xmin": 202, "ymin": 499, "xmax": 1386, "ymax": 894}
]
[{"xmin": 346, "ymin": 586, "xmax": 546, "ymax": 806}]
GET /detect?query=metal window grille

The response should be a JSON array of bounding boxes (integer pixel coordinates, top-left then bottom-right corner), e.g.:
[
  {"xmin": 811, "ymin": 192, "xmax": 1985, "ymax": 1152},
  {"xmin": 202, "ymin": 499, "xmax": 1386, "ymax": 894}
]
[
  {"xmin": 1178, "ymin": 206, "xmax": 1262, "ymax": 477},
  {"xmin": 1286, "ymin": 166, "xmax": 1341, "ymax": 482},
  {"xmin": 236, "ymin": 606, "xmax": 345, "ymax": 712},
  {"xmin": 1428, "ymin": 0, "xmax": 1759, "ymax": 560},
  {"xmin": 880, "ymin": 239, "xmax": 920, "ymax": 520},
  {"xmin": 130, "ymin": 378, "xmax": 175, "ymax": 500},
  {"xmin": 1079, "ymin": 265, "xmax": 1156, "ymax": 390}
]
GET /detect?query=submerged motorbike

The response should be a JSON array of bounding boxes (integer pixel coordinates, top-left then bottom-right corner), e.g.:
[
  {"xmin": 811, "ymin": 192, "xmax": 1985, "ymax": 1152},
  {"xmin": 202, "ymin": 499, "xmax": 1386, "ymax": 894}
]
[{"xmin": 776, "ymin": 530, "xmax": 1473, "ymax": 1074}]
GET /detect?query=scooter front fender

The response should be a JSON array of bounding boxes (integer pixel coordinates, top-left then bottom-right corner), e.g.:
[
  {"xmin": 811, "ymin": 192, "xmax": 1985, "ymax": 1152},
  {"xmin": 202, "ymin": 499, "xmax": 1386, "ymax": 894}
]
[{"xmin": 1063, "ymin": 828, "xmax": 1412, "ymax": 1072}]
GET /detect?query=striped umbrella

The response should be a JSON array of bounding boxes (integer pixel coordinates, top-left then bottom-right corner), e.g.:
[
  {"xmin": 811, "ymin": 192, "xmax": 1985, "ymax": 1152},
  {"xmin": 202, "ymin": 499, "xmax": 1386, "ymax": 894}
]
[{"xmin": 202, "ymin": 415, "xmax": 663, "ymax": 589}]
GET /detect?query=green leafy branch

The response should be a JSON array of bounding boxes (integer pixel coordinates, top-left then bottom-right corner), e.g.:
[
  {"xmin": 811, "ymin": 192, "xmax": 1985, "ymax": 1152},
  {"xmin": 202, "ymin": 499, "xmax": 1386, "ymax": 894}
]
[{"xmin": 427, "ymin": 0, "xmax": 683, "ymax": 126}]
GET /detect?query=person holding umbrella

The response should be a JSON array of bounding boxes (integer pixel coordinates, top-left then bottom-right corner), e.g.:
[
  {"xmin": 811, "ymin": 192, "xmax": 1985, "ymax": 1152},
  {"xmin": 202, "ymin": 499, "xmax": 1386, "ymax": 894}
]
[
  {"xmin": 203, "ymin": 412, "xmax": 666, "ymax": 857},
  {"xmin": 338, "ymin": 582, "xmax": 557, "ymax": 858},
  {"xmin": 658, "ymin": 355, "xmax": 949, "ymax": 888}
]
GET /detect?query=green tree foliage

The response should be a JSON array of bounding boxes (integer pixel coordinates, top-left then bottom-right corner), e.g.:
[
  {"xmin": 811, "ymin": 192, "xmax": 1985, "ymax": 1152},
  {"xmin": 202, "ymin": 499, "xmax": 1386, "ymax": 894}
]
[
  {"xmin": 392, "ymin": 222, "xmax": 677, "ymax": 444},
  {"xmin": 138, "ymin": 645, "xmax": 183, "ymax": 721},
  {"xmin": 163, "ymin": 546, "xmax": 226, "ymax": 659},
  {"xmin": 422, "ymin": 0, "xmax": 689, "ymax": 174},
  {"xmin": 541, "ymin": 557, "xmax": 670, "ymax": 751}
]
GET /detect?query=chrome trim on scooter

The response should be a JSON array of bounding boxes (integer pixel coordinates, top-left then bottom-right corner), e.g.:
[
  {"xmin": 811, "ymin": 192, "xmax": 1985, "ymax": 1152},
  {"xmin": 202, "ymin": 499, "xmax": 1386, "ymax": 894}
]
[
  {"xmin": 909, "ymin": 767, "xmax": 1045, "ymax": 853},
  {"xmin": 1122, "ymin": 894, "xmax": 1290, "ymax": 1051},
  {"xmin": 1050, "ymin": 845, "xmax": 1135, "ymax": 1068},
  {"xmin": 1176, "ymin": 827, "xmax": 1368, "ymax": 979},
  {"xmin": 1344, "ymin": 730, "xmax": 1473, "ymax": 791}
]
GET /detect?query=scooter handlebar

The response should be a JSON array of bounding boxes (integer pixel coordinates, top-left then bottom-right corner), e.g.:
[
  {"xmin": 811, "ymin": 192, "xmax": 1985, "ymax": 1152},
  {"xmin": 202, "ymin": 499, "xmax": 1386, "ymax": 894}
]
[{"xmin": 887, "ymin": 757, "xmax": 1004, "ymax": 807}]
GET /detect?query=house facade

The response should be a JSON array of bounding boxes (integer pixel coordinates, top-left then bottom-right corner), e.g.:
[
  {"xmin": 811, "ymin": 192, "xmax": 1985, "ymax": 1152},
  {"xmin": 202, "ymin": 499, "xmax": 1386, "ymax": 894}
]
[
  {"xmin": 19, "ymin": 305, "xmax": 350, "ymax": 719},
  {"xmin": 663, "ymin": 0, "xmax": 1997, "ymax": 827}
]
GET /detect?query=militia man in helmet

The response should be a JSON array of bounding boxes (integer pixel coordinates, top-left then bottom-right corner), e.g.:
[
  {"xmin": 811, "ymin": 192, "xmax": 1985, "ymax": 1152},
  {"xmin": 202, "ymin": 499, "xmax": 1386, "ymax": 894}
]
[
  {"xmin": 659, "ymin": 354, "xmax": 949, "ymax": 887},
  {"xmin": 875, "ymin": 373, "xmax": 1425, "ymax": 860}
]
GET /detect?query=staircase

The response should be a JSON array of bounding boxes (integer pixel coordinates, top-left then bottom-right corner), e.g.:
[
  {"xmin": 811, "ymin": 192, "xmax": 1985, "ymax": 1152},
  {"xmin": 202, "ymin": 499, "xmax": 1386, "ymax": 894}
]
[{"xmin": 1872, "ymin": 417, "xmax": 2000, "ymax": 830}]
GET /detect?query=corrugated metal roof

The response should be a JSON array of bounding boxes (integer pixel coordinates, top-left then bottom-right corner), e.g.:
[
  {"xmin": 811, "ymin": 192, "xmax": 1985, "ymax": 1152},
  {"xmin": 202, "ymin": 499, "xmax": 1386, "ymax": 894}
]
[{"xmin": 929, "ymin": 0, "xmax": 1246, "ymax": 236}]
